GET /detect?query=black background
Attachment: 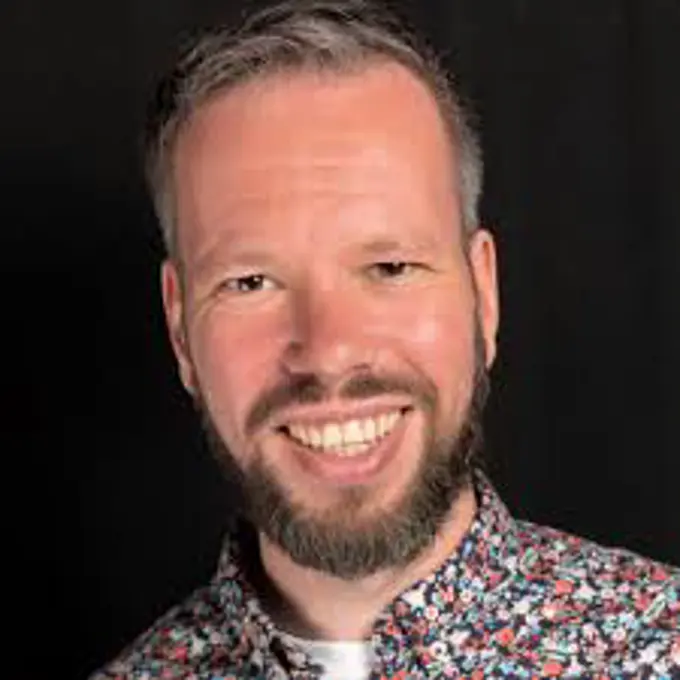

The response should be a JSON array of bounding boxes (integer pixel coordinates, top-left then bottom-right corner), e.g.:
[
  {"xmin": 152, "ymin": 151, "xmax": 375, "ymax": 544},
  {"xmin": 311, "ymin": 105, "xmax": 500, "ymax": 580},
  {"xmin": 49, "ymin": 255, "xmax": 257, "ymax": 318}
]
[{"xmin": 2, "ymin": 0, "xmax": 679, "ymax": 677}]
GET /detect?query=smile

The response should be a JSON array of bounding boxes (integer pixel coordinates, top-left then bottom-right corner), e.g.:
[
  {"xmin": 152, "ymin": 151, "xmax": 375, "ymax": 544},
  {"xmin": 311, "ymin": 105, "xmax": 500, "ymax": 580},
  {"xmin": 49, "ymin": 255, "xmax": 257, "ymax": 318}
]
[{"xmin": 280, "ymin": 409, "xmax": 408, "ymax": 457}]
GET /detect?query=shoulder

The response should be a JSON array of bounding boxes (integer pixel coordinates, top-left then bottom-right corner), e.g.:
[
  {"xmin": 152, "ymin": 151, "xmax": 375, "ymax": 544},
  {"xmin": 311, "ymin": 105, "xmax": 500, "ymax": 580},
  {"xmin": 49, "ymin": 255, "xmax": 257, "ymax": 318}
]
[
  {"xmin": 89, "ymin": 580, "xmax": 255, "ymax": 679},
  {"xmin": 509, "ymin": 520, "xmax": 680, "ymax": 671},
  {"xmin": 515, "ymin": 518, "xmax": 680, "ymax": 608}
]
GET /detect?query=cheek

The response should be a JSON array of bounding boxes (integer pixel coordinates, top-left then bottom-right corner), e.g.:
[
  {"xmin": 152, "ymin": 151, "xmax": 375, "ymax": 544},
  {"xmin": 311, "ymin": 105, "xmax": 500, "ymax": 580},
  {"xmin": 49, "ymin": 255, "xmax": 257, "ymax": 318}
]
[
  {"xmin": 393, "ymin": 295, "xmax": 477, "ymax": 416},
  {"xmin": 188, "ymin": 308, "xmax": 283, "ymax": 448}
]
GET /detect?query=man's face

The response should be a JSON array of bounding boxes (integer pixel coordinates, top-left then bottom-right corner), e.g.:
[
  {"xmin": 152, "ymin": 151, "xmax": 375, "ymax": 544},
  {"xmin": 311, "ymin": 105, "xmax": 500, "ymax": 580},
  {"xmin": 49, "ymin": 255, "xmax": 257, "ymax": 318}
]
[{"xmin": 162, "ymin": 63, "xmax": 499, "ymax": 577}]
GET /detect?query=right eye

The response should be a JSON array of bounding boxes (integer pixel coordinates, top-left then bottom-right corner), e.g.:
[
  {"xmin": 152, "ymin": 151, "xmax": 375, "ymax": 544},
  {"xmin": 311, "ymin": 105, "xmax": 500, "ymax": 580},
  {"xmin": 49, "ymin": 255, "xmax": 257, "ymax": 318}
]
[{"xmin": 221, "ymin": 274, "xmax": 277, "ymax": 294}]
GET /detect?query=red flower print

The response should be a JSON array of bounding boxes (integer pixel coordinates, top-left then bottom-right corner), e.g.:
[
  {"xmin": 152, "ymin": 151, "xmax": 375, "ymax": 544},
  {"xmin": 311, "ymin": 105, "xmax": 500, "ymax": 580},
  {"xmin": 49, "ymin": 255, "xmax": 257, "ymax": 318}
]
[
  {"xmin": 555, "ymin": 580, "xmax": 574, "ymax": 596},
  {"xmin": 496, "ymin": 627, "xmax": 515, "ymax": 647},
  {"xmin": 542, "ymin": 661, "xmax": 563, "ymax": 676}
]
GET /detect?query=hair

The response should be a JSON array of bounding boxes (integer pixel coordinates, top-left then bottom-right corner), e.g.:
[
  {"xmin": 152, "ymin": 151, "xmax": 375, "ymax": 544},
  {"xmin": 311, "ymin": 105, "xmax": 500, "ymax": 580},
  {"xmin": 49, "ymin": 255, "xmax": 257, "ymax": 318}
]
[{"xmin": 144, "ymin": 0, "xmax": 483, "ymax": 258}]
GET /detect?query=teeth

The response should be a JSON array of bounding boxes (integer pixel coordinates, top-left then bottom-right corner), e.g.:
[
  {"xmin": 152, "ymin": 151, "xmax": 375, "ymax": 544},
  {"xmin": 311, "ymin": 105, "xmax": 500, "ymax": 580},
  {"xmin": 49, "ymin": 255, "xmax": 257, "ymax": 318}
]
[
  {"xmin": 323, "ymin": 424, "xmax": 343, "ymax": 449},
  {"xmin": 377, "ymin": 412, "xmax": 398, "ymax": 438},
  {"xmin": 338, "ymin": 442, "xmax": 372, "ymax": 456},
  {"xmin": 309, "ymin": 427, "xmax": 323, "ymax": 448},
  {"xmin": 285, "ymin": 410, "xmax": 403, "ymax": 454},
  {"xmin": 342, "ymin": 420, "xmax": 364, "ymax": 445},
  {"xmin": 363, "ymin": 418, "xmax": 376, "ymax": 442}
]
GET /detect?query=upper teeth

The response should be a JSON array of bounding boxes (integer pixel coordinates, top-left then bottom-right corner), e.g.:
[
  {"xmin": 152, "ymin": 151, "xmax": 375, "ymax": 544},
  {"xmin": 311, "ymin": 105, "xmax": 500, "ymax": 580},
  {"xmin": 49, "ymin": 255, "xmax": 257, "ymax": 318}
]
[{"xmin": 287, "ymin": 411, "xmax": 401, "ymax": 452}]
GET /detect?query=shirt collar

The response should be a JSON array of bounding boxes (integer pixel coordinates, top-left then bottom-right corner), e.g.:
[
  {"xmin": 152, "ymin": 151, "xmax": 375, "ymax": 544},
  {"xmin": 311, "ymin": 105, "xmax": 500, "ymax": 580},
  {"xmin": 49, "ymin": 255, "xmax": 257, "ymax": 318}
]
[
  {"xmin": 375, "ymin": 471, "xmax": 521, "ymax": 642},
  {"xmin": 212, "ymin": 470, "xmax": 520, "ymax": 664}
]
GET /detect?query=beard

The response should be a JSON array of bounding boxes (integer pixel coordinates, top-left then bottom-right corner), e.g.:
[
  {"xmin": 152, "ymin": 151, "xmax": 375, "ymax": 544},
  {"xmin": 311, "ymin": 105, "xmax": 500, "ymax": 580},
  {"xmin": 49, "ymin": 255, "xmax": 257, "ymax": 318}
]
[{"xmin": 198, "ymin": 321, "xmax": 489, "ymax": 581}]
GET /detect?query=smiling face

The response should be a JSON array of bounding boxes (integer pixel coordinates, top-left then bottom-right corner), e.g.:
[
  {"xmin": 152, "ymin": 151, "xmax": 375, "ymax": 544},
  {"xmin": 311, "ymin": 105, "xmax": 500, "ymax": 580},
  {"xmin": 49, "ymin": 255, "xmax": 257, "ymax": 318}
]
[{"xmin": 162, "ymin": 62, "xmax": 499, "ymax": 577}]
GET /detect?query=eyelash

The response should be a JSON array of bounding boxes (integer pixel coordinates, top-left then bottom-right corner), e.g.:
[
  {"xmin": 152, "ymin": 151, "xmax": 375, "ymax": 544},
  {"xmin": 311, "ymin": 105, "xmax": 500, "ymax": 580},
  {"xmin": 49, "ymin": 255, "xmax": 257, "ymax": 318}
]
[
  {"xmin": 219, "ymin": 261, "xmax": 424, "ymax": 295},
  {"xmin": 371, "ymin": 261, "xmax": 416, "ymax": 275},
  {"xmin": 222, "ymin": 273, "xmax": 276, "ymax": 293},
  {"xmin": 368, "ymin": 261, "xmax": 425, "ymax": 281}
]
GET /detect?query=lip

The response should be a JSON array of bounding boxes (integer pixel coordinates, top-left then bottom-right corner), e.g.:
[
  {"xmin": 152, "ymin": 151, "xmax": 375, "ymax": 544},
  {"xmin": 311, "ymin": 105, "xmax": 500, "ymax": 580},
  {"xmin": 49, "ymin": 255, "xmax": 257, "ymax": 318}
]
[
  {"xmin": 270, "ymin": 398, "xmax": 413, "ymax": 430},
  {"xmin": 275, "ymin": 407, "xmax": 413, "ymax": 486}
]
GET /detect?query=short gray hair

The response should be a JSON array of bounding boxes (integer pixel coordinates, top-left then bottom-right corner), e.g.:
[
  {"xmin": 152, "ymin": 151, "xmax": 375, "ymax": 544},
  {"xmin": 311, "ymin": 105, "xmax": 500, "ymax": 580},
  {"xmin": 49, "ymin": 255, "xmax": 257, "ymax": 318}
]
[{"xmin": 144, "ymin": 0, "xmax": 483, "ymax": 257}]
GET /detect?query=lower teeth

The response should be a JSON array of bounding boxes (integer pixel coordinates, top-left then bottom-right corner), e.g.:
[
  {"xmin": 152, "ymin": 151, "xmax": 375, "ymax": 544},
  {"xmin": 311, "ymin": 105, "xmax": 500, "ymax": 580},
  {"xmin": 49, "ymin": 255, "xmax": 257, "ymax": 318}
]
[
  {"xmin": 327, "ymin": 442, "xmax": 373, "ymax": 456},
  {"xmin": 289, "ymin": 437, "xmax": 377, "ymax": 456}
]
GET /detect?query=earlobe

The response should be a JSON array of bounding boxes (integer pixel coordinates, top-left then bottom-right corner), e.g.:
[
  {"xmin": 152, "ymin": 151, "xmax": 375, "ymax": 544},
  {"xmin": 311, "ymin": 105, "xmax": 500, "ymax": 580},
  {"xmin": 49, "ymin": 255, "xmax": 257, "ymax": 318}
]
[
  {"xmin": 161, "ymin": 260, "xmax": 196, "ymax": 394},
  {"xmin": 468, "ymin": 229, "xmax": 500, "ymax": 368}
]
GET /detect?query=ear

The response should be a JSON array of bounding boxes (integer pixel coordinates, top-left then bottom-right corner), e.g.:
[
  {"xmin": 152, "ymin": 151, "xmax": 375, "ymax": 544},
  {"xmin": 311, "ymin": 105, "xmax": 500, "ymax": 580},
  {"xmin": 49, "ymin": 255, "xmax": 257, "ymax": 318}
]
[
  {"xmin": 467, "ymin": 229, "xmax": 499, "ymax": 368},
  {"xmin": 161, "ymin": 259, "xmax": 196, "ymax": 394}
]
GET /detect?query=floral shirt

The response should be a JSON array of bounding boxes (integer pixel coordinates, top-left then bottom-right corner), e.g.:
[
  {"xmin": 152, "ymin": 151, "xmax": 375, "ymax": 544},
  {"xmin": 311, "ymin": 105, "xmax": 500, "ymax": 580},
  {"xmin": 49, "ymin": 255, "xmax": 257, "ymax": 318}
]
[{"xmin": 92, "ymin": 474, "xmax": 680, "ymax": 679}]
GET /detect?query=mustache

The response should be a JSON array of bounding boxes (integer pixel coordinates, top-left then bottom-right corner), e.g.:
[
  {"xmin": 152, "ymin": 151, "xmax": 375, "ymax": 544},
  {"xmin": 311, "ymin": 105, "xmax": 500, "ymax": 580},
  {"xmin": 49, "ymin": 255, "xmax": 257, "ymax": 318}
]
[{"xmin": 244, "ymin": 371, "xmax": 437, "ymax": 436}]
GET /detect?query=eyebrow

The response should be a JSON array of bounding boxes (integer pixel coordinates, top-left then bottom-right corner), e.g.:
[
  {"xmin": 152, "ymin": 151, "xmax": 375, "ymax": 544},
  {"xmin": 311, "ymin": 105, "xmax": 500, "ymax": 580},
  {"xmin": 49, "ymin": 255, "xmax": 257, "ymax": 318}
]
[
  {"xmin": 357, "ymin": 238, "xmax": 434, "ymax": 257},
  {"xmin": 192, "ymin": 235, "xmax": 436, "ymax": 277},
  {"xmin": 218, "ymin": 248, "xmax": 279, "ymax": 267},
  {"xmin": 191, "ymin": 243, "xmax": 282, "ymax": 282}
]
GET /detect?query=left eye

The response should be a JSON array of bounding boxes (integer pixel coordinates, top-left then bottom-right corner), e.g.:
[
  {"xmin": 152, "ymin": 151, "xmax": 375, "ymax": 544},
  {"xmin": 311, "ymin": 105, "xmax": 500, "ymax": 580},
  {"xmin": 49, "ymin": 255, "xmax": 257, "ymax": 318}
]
[{"xmin": 369, "ymin": 261, "xmax": 420, "ymax": 279}]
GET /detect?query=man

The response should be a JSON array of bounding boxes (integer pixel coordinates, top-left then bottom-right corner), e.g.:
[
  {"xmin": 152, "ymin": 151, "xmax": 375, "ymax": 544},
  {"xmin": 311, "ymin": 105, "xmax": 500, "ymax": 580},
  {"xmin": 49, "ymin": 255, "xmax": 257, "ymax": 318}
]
[{"xmin": 93, "ymin": 1, "xmax": 680, "ymax": 677}]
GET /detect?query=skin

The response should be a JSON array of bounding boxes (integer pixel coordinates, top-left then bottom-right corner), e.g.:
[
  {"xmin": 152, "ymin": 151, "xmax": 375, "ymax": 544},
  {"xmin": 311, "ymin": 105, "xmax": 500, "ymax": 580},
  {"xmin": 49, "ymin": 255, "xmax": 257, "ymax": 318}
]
[{"xmin": 162, "ymin": 61, "xmax": 499, "ymax": 640}]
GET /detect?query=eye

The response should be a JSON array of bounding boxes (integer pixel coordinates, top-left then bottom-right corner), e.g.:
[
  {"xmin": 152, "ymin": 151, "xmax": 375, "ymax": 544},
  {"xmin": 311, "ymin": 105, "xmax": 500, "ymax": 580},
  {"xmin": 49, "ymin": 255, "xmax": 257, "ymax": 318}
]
[
  {"xmin": 368, "ymin": 261, "xmax": 422, "ymax": 281},
  {"xmin": 222, "ymin": 273, "xmax": 277, "ymax": 294}
]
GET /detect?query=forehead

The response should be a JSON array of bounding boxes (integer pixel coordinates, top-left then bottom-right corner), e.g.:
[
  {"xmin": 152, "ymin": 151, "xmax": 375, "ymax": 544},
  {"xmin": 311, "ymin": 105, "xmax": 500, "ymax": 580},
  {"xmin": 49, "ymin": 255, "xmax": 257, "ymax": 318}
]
[{"xmin": 172, "ymin": 62, "xmax": 463, "ymax": 260}]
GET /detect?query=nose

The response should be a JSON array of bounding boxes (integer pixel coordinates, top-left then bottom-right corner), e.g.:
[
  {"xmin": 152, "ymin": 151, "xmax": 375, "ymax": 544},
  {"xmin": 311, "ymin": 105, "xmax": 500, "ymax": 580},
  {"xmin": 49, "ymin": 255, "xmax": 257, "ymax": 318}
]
[{"xmin": 280, "ymin": 285, "xmax": 373, "ymax": 383}]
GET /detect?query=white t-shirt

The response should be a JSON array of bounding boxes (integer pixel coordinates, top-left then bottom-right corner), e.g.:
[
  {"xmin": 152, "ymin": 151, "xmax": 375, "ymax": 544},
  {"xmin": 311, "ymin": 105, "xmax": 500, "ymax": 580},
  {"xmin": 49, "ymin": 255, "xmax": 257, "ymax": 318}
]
[{"xmin": 286, "ymin": 635, "xmax": 373, "ymax": 680}]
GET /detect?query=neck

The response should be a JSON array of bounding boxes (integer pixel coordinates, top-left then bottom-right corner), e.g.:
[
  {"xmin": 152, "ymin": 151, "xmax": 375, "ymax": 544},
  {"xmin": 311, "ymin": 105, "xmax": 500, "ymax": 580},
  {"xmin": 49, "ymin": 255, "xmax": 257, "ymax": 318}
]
[{"xmin": 257, "ymin": 485, "xmax": 477, "ymax": 641}]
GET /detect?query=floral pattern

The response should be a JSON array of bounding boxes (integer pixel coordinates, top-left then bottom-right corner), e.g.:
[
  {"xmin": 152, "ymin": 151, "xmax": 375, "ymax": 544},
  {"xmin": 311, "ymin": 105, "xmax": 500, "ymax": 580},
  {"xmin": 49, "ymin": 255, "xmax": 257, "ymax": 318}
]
[{"xmin": 92, "ymin": 474, "xmax": 680, "ymax": 679}]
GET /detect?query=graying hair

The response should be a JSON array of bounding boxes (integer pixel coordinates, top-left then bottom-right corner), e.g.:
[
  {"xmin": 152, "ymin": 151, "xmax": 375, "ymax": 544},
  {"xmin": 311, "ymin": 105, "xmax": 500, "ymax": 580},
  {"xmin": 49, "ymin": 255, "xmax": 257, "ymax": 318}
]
[{"xmin": 144, "ymin": 0, "xmax": 483, "ymax": 257}]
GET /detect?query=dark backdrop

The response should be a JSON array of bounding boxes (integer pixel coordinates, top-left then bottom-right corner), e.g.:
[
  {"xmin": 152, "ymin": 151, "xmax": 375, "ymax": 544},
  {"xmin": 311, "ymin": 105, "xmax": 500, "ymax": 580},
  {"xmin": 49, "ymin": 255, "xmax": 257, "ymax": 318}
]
[{"xmin": 2, "ymin": 0, "xmax": 679, "ymax": 677}]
